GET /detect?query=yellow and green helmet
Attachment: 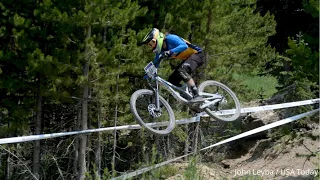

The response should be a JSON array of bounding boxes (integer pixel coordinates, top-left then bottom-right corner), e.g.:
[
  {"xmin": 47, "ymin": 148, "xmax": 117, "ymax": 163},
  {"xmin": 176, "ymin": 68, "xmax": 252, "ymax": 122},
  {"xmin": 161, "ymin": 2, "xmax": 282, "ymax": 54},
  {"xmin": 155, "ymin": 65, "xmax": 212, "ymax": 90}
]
[{"xmin": 141, "ymin": 28, "xmax": 164, "ymax": 53}]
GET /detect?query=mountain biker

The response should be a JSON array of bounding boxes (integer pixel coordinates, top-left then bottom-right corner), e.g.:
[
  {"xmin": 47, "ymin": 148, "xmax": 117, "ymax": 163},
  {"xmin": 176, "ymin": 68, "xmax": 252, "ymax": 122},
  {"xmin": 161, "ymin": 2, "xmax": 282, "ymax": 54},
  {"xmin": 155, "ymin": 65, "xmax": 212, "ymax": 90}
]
[{"xmin": 140, "ymin": 28, "xmax": 205, "ymax": 101}]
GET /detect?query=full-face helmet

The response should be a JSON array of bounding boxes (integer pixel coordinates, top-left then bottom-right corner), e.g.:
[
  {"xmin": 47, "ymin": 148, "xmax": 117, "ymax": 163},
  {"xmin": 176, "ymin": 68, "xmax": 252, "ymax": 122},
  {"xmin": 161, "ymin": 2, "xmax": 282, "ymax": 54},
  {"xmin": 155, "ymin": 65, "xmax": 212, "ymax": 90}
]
[{"xmin": 141, "ymin": 28, "xmax": 164, "ymax": 53}]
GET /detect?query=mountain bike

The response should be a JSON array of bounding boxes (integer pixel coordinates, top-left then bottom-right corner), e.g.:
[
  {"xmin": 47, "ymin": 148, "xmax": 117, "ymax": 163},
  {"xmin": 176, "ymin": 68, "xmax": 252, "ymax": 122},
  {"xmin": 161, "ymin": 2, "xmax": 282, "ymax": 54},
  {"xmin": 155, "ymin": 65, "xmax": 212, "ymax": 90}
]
[{"xmin": 130, "ymin": 57, "xmax": 241, "ymax": 135}]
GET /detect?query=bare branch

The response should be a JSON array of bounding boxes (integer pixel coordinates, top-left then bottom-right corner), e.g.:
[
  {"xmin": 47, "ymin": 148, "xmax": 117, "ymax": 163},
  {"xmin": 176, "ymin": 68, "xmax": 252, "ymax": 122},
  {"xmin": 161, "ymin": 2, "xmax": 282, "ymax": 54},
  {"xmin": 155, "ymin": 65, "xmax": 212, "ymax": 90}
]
[
  {"xmin": 0, "ymin": 145, "xmax": 39, "ymax": 180},
  {"xmin": 64, "ymin": 137, "xmax": 77, "ymax": 157},
  {"xmin": 52, "ymin": 156, "xmax": 65, "ymax": 180},
  {"xmin": 115, "ymin": 151, "xmax": 127, "ymax": 162},
  {"xmin": 300, "ymin": 143, "xmax": 319, "ymax": 168}
]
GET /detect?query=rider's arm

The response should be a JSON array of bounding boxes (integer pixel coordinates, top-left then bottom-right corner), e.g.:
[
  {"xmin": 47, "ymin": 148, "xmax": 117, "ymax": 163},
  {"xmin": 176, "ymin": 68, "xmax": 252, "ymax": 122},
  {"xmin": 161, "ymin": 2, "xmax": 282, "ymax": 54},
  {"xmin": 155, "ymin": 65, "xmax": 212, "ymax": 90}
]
[
  {"xmin": 153, "ymin": 53, "xmax": 161, "ymax": 68},
  {"xmin": 165, "ymin": 34, "xmax": 188, "ymax": 55},
  {"xmin": 152, "ymin": 34, "xmax": 188, "ymax": 67}
]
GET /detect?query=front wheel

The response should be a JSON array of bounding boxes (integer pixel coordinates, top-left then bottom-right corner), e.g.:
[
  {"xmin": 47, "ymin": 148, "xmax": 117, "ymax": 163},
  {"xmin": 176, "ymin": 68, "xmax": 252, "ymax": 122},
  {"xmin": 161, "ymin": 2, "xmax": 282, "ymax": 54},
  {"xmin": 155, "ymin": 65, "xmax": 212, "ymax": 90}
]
[
  {"xmin": 198, "ymin": 80, "xmax": 241, "ymax": 122},
  {"xmin": 130, "ymin": 89, "xmax": 175, "ymax": 135}
]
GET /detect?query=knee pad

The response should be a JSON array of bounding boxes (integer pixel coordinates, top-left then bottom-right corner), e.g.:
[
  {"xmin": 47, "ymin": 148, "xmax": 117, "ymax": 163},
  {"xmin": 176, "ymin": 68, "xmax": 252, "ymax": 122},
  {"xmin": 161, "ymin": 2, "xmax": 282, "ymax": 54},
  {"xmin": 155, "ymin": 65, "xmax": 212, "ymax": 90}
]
[{"xmin": 177, "ymin": 64, "xmax": 192, "ymax": 83}]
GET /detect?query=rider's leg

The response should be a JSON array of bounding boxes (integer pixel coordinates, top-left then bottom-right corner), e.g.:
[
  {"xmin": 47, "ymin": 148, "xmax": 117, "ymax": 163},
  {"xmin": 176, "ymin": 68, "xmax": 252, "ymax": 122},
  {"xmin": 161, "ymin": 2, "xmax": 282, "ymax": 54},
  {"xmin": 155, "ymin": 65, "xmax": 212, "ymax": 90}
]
[
  {"xmin": 187, "ymin": 78, "xmax": 200, "ymax": 97},
  {"xmin": 177, "ymin": 65, "xmax": 201, "ymax": 98},
  {"xmin": 177, "ymin": 53, "xmax": 205, "ymax": 98},
  {"xmin": 168, "ymin": 68, "xmax": 184, "ymax": 87}
]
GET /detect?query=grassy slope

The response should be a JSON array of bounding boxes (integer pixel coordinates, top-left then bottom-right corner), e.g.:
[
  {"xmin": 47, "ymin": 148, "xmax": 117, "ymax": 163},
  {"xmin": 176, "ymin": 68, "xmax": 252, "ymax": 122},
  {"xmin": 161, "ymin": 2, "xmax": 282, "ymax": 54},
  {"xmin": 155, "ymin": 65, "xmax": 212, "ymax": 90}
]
[{"xmin": 233, "ymin": 73, "xmax": 279, "ymax": 102}]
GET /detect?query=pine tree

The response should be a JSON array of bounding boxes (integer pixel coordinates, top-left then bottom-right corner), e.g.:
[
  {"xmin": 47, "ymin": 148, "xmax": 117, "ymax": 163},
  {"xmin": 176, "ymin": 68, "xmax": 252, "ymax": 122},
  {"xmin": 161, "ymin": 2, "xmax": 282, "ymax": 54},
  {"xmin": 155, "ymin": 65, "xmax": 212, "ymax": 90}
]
[
  {"xmin": 265, "ymin": 0, "xmax": 319, "ymax": 105},
  {"xmin": 68, "ymin": 0, "xmax": 147, "ymax": 178},
  {"xmin": 1, "ymin": 0, "xmax": 317, "ymax": 179}
]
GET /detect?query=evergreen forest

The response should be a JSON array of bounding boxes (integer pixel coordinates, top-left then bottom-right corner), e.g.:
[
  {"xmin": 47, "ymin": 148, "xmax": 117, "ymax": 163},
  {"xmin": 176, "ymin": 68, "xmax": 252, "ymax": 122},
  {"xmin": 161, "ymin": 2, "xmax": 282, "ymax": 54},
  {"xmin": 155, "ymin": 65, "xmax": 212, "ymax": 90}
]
[{"xmin": 0, "ymin": 0, "xmax": 318, "ymax": 179}]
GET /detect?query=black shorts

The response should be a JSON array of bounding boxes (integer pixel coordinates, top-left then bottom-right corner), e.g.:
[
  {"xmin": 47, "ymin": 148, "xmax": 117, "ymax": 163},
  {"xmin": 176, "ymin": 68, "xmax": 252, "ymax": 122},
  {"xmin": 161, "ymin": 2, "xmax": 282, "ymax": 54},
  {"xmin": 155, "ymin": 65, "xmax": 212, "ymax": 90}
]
[{"xmin": 168, "ymin": 52, "xmax": 205, "ymax": 86}]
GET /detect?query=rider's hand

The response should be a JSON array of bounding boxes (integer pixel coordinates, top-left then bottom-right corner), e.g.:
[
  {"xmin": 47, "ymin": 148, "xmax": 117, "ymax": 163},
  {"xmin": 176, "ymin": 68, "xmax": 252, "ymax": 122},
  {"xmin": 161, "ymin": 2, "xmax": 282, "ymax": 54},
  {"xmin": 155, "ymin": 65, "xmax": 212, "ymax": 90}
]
[
  {"xmin": 160, "ymin": 50, "xmax": 173, "ymax": 59},
  {"xmin": 143, "ymin": 73, "xmax": 149, "ymax": 79},
  {"xmin": 155, "ymin": 51, "xmax": 173, "ymax": 68}
]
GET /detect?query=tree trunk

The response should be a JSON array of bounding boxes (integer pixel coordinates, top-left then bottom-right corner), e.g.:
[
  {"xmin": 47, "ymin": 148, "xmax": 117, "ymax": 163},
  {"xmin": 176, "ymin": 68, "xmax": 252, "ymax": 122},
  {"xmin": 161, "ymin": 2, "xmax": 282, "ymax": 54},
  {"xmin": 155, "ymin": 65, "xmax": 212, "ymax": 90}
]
[
  {"xmin": 142, "ymin": 137, "xmax": 149, "ymax": 165},
  {"xmin": 33, "ymin": 86, "xmax": 42, "ymax": 179},
  {"xmin": 112, "ymin": 63, "xmax": 120, "ymax": 176},
  {"xmin": 73, "ymin": 138, "xmax": 79, "ymax": 178},
  {"xmin": 167, "ymin": 134, "xmax": 173, "ymax": 159},
  {"xmin": 155, "ymin": 135, "xmax": 160, "ymax": 155},
  {"xmin": 162, "ymin": 136, "xmax": 167, "ymax": 157},
  {"xmin": 73, "ymin": 109, "xmax": 81, "ymax": 178},
  {"xmin": 283, "ymin": 60, "xmax": 291, "ymax": 83},
  {"xmin": 112, "ymin": 104, "xmax": 118, "ymax": 175},
  {"xmin": 5, "ymin": 153, "xmax": 10, "ymax": 180},
  {"xmin": 0, "ymin": 151, "xmax": 2, "ymax": 172},
  {"xmin": 78, "ymin": 25, "xmax": 91, "ymax": 180},
  {"xmin": 4, "ymin": 121, "xmax": 11, "ymax": 180},
  {"xmin": 95, "ymin": 104, "xmax": 102, "ymax": 179},
  {"xmin": 184, "ymin": 124, "xmax": 189, "ymax": 161},
  {"xmin": 192, "ymin": 123, "xmax": 200, "ymax": 153},
  {"xmin": 203, "ymin": 7, "xmax": 213, "ymax": 80},
  {"xmin": 87, "ymin": 118, "xmax": 91, "ymax": 170}
]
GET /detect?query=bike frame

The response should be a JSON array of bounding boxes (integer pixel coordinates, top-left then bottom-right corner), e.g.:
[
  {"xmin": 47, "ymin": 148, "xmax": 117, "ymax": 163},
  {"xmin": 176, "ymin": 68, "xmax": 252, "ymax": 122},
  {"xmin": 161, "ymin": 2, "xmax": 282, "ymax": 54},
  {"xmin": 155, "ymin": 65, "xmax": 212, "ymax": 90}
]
[{"xmin": 147, "ymin": 71, "xmax": 223, "ymax": 111}]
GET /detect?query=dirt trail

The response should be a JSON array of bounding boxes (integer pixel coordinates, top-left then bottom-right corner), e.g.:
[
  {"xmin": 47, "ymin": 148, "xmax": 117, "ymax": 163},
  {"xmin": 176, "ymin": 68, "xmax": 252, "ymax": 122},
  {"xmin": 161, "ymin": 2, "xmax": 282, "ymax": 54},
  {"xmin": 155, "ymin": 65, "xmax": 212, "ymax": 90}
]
[
  {"xmin": 166, "ymin": 106, "xmax": 319, "ymax": 180},
  {"xmin": 167, "ymin": 131, "xmax": 319, "ymax": 180}
]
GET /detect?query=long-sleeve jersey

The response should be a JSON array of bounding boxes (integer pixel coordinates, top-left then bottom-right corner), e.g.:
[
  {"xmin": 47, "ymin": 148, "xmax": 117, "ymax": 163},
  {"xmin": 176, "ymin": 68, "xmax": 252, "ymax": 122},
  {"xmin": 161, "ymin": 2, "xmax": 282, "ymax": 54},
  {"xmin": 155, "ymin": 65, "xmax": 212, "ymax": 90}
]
[{"xmin": 153, "ymin": 34, "xmax": 202, "ymax": 67}]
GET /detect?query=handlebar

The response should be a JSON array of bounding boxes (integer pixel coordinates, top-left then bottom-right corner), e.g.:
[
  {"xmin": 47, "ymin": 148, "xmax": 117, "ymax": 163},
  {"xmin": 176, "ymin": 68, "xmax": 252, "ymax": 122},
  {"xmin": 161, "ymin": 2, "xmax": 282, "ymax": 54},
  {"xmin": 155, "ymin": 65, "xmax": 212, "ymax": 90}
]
[
  {"xmin": 143, "ymin": 53, "xmax": 169, "ymax": 79},
  {"xmin": 154, "ymin": 53, "xmax": 169, "ymax": 68}
]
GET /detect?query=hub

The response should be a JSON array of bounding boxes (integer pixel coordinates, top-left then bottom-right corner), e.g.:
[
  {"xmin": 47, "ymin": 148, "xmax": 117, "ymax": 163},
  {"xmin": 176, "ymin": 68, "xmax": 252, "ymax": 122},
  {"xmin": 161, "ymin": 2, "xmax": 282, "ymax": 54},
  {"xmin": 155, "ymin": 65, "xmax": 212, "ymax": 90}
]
[{"xmin": 148, "ymin": 104, "xmax": 162, "ymax": 118}]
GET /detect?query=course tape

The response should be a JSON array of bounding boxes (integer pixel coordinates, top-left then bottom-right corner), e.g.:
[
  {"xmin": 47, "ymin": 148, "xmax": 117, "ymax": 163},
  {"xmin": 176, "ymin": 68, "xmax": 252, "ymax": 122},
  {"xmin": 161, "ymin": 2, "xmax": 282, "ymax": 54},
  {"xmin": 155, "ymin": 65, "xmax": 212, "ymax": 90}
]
[
  {"xmin": 0, "ymin": 119, "xmax": 200, "ymax": 145},
  {"xmin": 207, "ymin": 98, "xmax": 320, "ymax": 116},
  {"xmin": 200, "ymin": 108, "xmax": 319, "ymax": 150},
  {"xmin": 111, "ymin": 153, "xmax": 192, "ymax": 180},
  {"xmin": 0, "ymin": 99, "xmax": 318, "ymax": 145},
  {"xmin": 0, "ymin": 124, "xmax": 140, "ymax": 145},
  {"xmin": 112, "ymin": 108, "xmax": 319, "ymax": 180}
]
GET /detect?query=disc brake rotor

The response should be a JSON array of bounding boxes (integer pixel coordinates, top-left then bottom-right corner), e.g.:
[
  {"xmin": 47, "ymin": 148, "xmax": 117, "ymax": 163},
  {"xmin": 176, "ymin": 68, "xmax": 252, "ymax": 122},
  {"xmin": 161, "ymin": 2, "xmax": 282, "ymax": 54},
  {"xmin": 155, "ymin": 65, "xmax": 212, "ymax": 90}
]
[{"xmin": 148, "ymin": 104, "xmax": 162, "ymax": 118}]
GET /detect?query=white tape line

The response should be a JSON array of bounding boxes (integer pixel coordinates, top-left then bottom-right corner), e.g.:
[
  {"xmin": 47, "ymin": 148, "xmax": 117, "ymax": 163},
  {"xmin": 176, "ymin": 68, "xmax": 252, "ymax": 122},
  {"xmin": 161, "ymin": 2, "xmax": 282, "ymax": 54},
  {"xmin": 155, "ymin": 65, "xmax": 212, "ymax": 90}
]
[
  {"xmin": 240, "ymin": 99, "xmax": 319, "ymax": 113},
  {"xmin": 0, "ymin": 119, "xmax": 197, "ymax": 145},
  {"xmin": 111, "ymin": 109, "xmax": 319, "ymax": 180},
  {"xmin": 0, "ymin": 99, "xmax": 318, "ymax": 145},
  {"xmin": 0, "ymin": 117, "xmax": 200, "ymax": 145},
  {"xmin": 206, "ymin": 98, "xmax": 320, "ymax": 116},
  {"xmin": 111, "ymin": 153, "xmax": 192, "ymax": 180},
  {"xmin": 201, "ymin": 108, "xmax": 319, "ymax": 150},
  {"xmin": 0, "ymin": 118, "xmax": 199, "ymax": 145},
  {"xmin": 0, "ymin": 125, "xmax": 138, "ymax": 145}
]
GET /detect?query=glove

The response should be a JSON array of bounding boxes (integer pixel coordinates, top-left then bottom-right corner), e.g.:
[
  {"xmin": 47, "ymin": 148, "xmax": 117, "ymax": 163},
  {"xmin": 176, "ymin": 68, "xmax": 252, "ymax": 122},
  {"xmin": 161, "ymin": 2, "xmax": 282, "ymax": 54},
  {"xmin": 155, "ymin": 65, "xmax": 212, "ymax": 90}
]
[
  {"xmin": 154, "ymin": 51, "xmax": 173, "ymax": 68},
  {"xmin": 160, "ymin": 50, "xmax": 173, "ymax": 59},
  {"xmin": 143, "ymin": 73, "xmax": 149, "ymax": 79}
]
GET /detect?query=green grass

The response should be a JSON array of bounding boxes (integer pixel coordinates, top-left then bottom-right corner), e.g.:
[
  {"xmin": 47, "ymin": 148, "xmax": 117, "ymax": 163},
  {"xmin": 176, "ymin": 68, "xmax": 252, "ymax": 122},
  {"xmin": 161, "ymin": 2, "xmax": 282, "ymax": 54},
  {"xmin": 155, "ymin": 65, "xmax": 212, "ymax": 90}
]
[{"xmin": 233, "ymin": 73, "xmax": 278, "ymax": 100}]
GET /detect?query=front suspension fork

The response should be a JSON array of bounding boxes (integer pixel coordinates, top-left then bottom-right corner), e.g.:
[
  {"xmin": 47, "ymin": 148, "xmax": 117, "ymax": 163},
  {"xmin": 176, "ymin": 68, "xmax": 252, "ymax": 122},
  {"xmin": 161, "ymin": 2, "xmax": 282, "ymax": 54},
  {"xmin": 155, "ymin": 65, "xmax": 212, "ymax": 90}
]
[
  {"xmin": 154, "ymin": 80, "xmax": 161, "ymax": 111},
  {"xmin": 148, "ymin": 79, "xmax": 161, "ymax": 111}
]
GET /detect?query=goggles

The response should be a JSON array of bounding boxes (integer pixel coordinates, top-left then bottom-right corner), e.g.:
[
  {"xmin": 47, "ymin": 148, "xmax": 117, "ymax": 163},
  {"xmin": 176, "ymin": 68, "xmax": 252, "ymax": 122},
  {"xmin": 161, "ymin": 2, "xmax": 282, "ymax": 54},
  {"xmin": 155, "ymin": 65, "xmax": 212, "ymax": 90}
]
[{"xmin": 148, "ymin": 39, "xmax": 157, "ymax": 49}]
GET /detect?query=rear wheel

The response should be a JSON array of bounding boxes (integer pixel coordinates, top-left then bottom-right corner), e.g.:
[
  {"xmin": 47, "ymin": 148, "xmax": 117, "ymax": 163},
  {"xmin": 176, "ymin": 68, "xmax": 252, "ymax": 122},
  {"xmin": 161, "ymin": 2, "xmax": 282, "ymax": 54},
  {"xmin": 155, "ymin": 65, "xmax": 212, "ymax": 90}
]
[
  {"xmin": 198, "ymin": 81, "xmax": 241, "ymax": 122},
  {"xmin": 130, "ymin": 89, "xmax": 175, "ymax": 135}
]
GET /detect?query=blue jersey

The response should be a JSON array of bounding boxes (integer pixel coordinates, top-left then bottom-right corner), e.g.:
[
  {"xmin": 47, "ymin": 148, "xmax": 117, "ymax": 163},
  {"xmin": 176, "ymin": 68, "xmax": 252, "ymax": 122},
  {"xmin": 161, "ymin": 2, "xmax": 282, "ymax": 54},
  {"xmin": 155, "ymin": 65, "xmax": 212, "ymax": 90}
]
[{"xmin": 153, "ymin": 34, "xmax": 202, "ymax": 67}]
